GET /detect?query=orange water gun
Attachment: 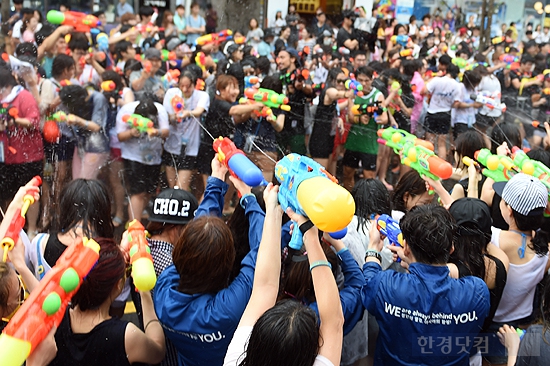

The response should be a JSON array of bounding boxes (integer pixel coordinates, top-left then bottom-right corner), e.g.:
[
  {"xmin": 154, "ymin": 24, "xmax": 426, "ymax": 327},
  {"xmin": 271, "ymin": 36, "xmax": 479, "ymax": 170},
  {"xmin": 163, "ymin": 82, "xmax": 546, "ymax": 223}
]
[
  {"xmin": 127, "ymin": 220, "xmax": 156, "ymax": 292},
  {"xmin": 0, "ymin": 237, "xmax": 100, "ymax": 366},
  {"xmin": 143, "ymin": 61, "xmax": 152, "ymax": 73},
  {"xmin": 171, "ymin": 94, "xmax": 185, "ymax": 122},
  {"xmin": 195, "ymin": 29, "xmax": 233, "ymax": 46},
  {"xmin": 0, "ymin": 176, "xmax": 42, "ymax": 262},
  {"xmin": 46, "ymin": 10, "xmax": 101, "ymax": 33}
]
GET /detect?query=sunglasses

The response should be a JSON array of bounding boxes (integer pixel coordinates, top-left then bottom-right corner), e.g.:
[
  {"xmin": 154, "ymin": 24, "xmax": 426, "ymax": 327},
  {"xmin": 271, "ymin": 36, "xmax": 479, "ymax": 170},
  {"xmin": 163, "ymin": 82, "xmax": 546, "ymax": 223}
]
[
  {"xmin": 336, "ymin": 79, "xmax": 347, "ymax": 84},
  {"xmin": 316, "ymin": 12, "xmax": 324, "ymax": 16}
]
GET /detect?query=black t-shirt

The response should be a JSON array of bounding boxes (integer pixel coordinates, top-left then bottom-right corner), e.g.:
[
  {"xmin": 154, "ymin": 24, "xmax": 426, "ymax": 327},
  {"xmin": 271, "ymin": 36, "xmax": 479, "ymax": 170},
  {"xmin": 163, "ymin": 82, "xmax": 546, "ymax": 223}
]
[
  {"xmin": 392, "ymin": 92, "xmax": 416, "ymax": 132},
  {"xmin": 337, "ymin": 27, "xmax": 354, "ymax": 50},
  {"xmin": 204, "ymin": 97, "xmax": 234, "ymax": 139}
]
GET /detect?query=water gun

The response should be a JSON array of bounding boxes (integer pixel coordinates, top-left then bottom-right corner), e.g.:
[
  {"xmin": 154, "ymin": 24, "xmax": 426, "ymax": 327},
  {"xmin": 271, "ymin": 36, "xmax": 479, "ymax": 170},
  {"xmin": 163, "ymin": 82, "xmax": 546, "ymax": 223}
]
[
  {"xmin": 0, "ymin": 237, "xmax": 100, "ymax": 366},
  {"xmin": 426, "ymin": 46, "xmax": 438, "ymax": 56},
  {"xmin": 377, "ymin": 127, "xmax": 453, "ymax": 180},
  {"xmin": 517, "ymin": 328, "xmax": 526, "ymax": 340},
  {"xmin": 245, "ymin": 75, "xmax": 260, "ymax": 89},
  {"xmin": 519, "ymin": 71, "xmax": 550, "ymax": 95},
  {"xmin": 0, "ymin": 103, "xmax": 18, "ymax": 124},
  {"xmin": 337, "ymin": 47, "xmax": 350, "ymax": 55},
  {"xmin": 465, "ymin": 62, "xmax": 489, "ymax": 71},
  {"xmin": 399, "ymin": 49, "xmax": 413, "ymax": 57},
  {"xmin": 46, "ymin": 10, "xmax": 101, "ymax": 33},
  {"xmin": 43, "ymin": 120, "xmax": 60, "ymax": 143},
  {"xmin": 122, "ymin": 114, "xmax": 154, "ymax": 134},
  {"xmin": 473, "ymin": 148, "xmax": 520, "ymax": 182},
  {"xmin": 390, "ymin": 81, "xmax": 402, "ymax": 96},
  {"xmin": 511, "ymin": 147, "xmax": 550, "ymax": 191},
  {"xmin": 280, "ymin": 69, "xmax": 310, "ymax": 85},
  {"xmin": 376, "ymin": 214, "xmax": 403, "ymax": 262},
  {"xmin": 170, "ymin": 94, "xmax": 185, "ymax": 121},
  {"xmin": 195, "ymin": 51, "xmax": 207, "ymax": 72},
  {"xmin": 127, "ymin": 220, "xmax": 157, "ymax": 292},
  {"xmin": 233, "ymin": 36, "xmax": 246, "ymax": 44},
  {"xmin": 213, "ymin": 137, "xmax": 265, "ymax": 187},
  {"xmin": 96, "ymin": 32, "xmax": 109, "ymax": 53},
  {"xmin": 351, "ymin": 101, "xmax": 383, "ymax": 117},
  {"xmin": 143, "ymin": 60, "xmax": 152, "ymax": 73},
  {"xmin": 391, "ymin": 35, "xmax": 410, "ymax": 47},
  {"xmin": 52, "ymin": 111, "xmax": 68, "ymax": 122},
  {"xmin": 452, "ymin": 57, "xmax": 469, "ymax": 70},
  {"xmin": 101, "ymin": 80, "xmax": 116, "ymax": 92},
  {"xmin": 470, "ymin": 93, "xmax": 507, "ymax": 112},
  {"xmin": 312, "ymin": 83, "xmax": 325, "ymax": 94},
  {"xmin": 243, "ymin": 87, "xmax": 291, "ymax": 111},
  {"xmin": 492, "ymin": 36, "xmax": 512, "ymax": 44},
  {"xmin": 275, "ymin": 154, "xmax": 355, "ymax": 250},
  {"xmin": 532, "ymin": 121, "xmax": 548, "ymax": 130},
  {"xmin": 345, "ymin": 79, "xmax": 363, "ymax": 97},
  {"xmin": 161, "ymin": 49, "xmax": 176, "ymax": 61},
  {"xmin": 239, "ymin": 98, "xmax": 275, "ymax": 121},
  {"xmin": 162, "ymin": 69, "xmax": 181, "ymax": 87},
  {"xmin": 135, "ymin": 22, "xmax": 162, "ymax": 34},
  {"xmin": 195, "ymin": 29, "xmax": 233, "ymax": 46},
  {"xmin": 0, "ymin": 176, "xmax": 42, "ymax": 262},
  {"xmin": 499, "ymin": 54, "xmax": 519, "ymax": 66}
]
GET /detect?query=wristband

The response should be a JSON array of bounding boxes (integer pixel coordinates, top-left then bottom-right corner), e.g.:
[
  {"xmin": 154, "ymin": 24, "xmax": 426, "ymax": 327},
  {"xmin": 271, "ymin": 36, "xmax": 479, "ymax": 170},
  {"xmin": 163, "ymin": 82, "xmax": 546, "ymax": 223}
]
[
  {"xmin": 299, "ymin": 220, "xmax": 314, "ymax": 235},
  {"xmin": 239, "ymin": 193, "xmax": 255, "ymax": 209},
  {"xmin": 336, "ymin": 247, "xmax": 349, "ymax": 256},
  {"xmin": 310, "ymin": 260, "xmax": 332, "ymax": 271},
  {"xmin": 365, "ymin": 249, "xmax": 381, "ymax": 262}
]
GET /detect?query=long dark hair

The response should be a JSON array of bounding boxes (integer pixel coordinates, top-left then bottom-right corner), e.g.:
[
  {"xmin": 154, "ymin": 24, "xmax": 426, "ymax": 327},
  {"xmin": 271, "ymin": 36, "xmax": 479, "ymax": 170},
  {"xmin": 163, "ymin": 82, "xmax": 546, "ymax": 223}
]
[
  {"xmin": 239, "ymin": 300, "xmax": 319, "ymax": 366},
  {"xmin": 351, "ymin": 179, "xmax": 391, "ymax": 234},
  {"xmin": 391, "ymin": 170, "xmax": 428, "ymax": 213}
]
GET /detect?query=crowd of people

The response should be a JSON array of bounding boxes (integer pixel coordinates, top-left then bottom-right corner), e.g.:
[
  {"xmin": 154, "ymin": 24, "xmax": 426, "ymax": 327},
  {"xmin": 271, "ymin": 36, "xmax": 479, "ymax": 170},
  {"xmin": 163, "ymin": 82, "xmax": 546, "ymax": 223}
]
[{"xmin": 0, "ymin": 1, "xmax": 550, "ymax": 365}]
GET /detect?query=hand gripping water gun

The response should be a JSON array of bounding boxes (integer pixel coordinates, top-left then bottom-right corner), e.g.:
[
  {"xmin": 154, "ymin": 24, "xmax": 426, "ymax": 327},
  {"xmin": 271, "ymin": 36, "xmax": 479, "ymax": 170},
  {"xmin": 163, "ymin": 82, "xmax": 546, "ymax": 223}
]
[
  {"xmin": 472, "ymin": 148, "xmax": 520, "ymax": 182},
  {"xmin": 376, "ymin": 214, "xmax": 403, "ymax": 262},
  {"xmin": 52, "ymin": 111, "xmax": 68, "ymax": 122},
  {"xmin": 452, "ymin": 57, "xmax": 469, "ymax": 70},
  {"xmin": 122, "ymin": 114, "xmax": 155, "ymax": 134},
  {"xmin": 127, "ymin": 220, "xmax": 156, "ymax": 292},
  {"xmin": 519, "ymin": 71, "xmax": 550, "ymax": 95},
  {"xmin": 470, "ymin": 93, "xmax": 507, "ymax": 112},
  {"xmin": 213, "ymin": 137, "xmax": 266, "ymax": 187},
  {"xmin": 390, "ymin": 81, "xmax": 402, "ymax": 96},
  {"xmin": 275, "ymin": 154, "xmax": 355, "ymax": 250},
  {"xmin": 0, "ymin": 176, "xmax": 42, "ymax": 262},
  {"xmin": 170, "ymin": 94, "xmax": 185, "ymax": 121},
  {"xmin": 143, "ymin": 60, "xmax": 152, "ymax": 73},
  {"xmin": 345, "ymin": 79, "xmax": 363, "ymax": 96},
  {"xmin": 195, "ymin": 29, "xmax": 233, "ymax": 46},
  {"xmin": 239, "ymin": 98, "xmax": 275, "ymax": 121},
  {"xmin": 101, "ymin": 80, "xmax": 116, "ymax": 92},
  {"xmin": 0, "ymin": 237, "xmax": 100, "ymax": 366},
  {"xmin": 160, "ymin": 49, "xmax": 177, "ymax": 61},
  {"xmin": 46, "ymin": 10, "xmax": 101, "ymax": 33},
  {"xmin": 0, "ymin": 103, "xmax": 18, "ymax": 124},
  {"xmin": 377, "ymin": 127, "xmax": 453, "ymax": 180},
  {"xmin": 245, "ymin": 75, "xmax": 260, "ymax": 89},
  {"xmin": 162, "ymin": 69, "xmax": 181, "ymax": 87},
  {"xmin": 243, "ymin": 87, "xmax": 291, "ymax": 111},
  {"xmin": 391, "ymin": 35, "xmax": 410, "ymax": 47},
  {"xmin": 426, "ymin": 46, "xmax": 438, "ymax": 56},
  {"xmin": 399, "ymin": 49, "xmax": 413, "ymax": 57},
  {"xmin": 499, "ymin": 54, "xmax": 520, "ymax": 67}
]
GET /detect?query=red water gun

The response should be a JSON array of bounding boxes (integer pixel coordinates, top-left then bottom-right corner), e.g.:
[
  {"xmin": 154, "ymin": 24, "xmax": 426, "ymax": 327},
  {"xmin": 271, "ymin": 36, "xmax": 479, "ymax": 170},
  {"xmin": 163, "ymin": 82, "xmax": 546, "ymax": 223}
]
[
  {"xmin": 195, "ymin": 29, "xmax": 233, "ymax": 46},
  {"xmin": 213, "ymin": 137, "xmax": 265, "ymax": 187},
  {"xmin": 1, "ymin": 176, "xmax": 42, "ymax": 262},
  {"xmin": 127, "ymin": 220, "xmax": 156, "ymax": 292},
  {"xmin": 0, "ymin": 237, "xmax": 100, "ymax": 366}
]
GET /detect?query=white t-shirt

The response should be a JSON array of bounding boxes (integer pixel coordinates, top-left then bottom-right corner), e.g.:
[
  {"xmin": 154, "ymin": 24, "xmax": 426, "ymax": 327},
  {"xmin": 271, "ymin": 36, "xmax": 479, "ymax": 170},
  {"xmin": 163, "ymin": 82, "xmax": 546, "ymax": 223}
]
[
  {"xmin": 426, "ymin": 76, "xmax": 461, "ymax": 114},
  {"xmin": 223, "ymin": 326, "xmax": 334, "ymax": 366},
  {"xmin": 116, "ymin": 101, "xmax": 169, "ymax": 165},
  {"xmin": 78, "ymin": 64, "xmax": 101, "ymax": 86},
  {"xmin": 452, "ymin": 83, "xmax": 476, "ymax": 126},
  {"xmin": 478, "ymin": 75, "xmax": 503, "ymax": 117},
  {"xmin": 12, "ymin": 20, "xmax": 23, "ymax": 39},
  {"xmin": 109, "ymin": 87, "xmax": 132, "ymax": 149},
  {"xmin": 162, "ymin": 88, "xmax": 210, "ymax": 156}
]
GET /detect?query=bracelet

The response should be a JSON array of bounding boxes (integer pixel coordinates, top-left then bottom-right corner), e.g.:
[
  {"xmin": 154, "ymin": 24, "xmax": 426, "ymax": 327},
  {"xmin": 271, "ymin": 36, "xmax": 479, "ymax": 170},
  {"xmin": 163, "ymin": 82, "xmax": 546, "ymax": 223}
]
[
  {"xmin": 337, "ymin": 247, "xmax": 349, "ymax": 256},
  {"xmin": 145, "ymin": 319, "xmax": 161, "ymax": 331},
  {"xmin": 310, "ymin": 260, "xmax": 332, "ymax": 271},
  {"xmin": 239, "ymin": 193, "xmax": 255, "ymax": 209},
  {"xmin": 299, "ymin": 220, "xmax": 314, "ymax": 235},
  {"xmin": 365, "ymin": 249, "xmax": 381, "ymax": 262}
]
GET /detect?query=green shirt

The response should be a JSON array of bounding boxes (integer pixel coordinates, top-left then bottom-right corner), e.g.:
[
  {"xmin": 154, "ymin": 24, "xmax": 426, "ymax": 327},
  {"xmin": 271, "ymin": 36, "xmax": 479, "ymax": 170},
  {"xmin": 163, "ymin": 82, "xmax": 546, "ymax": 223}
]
[{"xmin": 345, "ymin": 88, "xmax": 382, "ymax": 154}]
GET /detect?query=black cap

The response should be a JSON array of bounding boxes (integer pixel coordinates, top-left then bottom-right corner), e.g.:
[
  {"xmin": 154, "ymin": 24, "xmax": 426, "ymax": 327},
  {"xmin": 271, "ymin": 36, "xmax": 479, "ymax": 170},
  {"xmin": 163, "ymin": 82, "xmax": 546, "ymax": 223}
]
[
  {"xmin": 448, "ymin": 198, "xmax": 492, "ymax": 235},
  {"xmin": 148, "ymin": 188, "xmax": 198, "ymax": 225}
]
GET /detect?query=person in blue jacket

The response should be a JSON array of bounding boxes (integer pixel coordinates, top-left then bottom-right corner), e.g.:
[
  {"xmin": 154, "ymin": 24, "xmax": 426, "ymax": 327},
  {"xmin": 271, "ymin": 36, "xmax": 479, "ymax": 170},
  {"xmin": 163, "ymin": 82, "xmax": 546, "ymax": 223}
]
[
  {"xmin": 362, "ymin": 205, "xmax": 490, "ymax": 366},
  {"xmin": 153, "ymin": 156, "xmax": 268, "ymax": 366}
]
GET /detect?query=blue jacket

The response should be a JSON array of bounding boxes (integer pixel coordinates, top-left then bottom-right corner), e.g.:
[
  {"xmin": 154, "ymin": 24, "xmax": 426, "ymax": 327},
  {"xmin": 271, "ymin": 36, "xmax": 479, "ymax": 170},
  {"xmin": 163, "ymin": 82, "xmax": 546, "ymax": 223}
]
[
  {"xmin": 153, "ymin": 176, "xmax": 265, "ymax": 366},
  {"xmin": 362, "ymin": 262, "xmax": 489, "ymax": 366},
  {"xmin": 309, "ymin": 249, "xmax": 364, "ymax": 335}
]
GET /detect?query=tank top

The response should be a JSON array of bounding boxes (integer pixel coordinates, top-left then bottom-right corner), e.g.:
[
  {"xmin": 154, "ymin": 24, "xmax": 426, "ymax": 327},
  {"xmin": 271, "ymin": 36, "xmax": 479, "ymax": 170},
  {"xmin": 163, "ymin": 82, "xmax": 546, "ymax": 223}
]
[
  {"xmin": 314, "ymin": 88, "xmax": 337, "ymax": 125},
  {"xmin": 491, "ymin": 227, "xmax": 548, "ymax": 322},
  {"xmin": 50, "ymin": 307, "xmax": 131, "ymax": 366}
]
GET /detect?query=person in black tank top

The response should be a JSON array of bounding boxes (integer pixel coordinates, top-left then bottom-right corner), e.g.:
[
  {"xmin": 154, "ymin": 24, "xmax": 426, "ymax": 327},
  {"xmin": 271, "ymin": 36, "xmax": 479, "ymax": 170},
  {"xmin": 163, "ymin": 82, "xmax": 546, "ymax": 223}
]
[
  {"xmin": 49, "ymin": 238, "xmax": 166, "ymax": 366},
  {"xmin": 310, "ymin": 67, "xmax": 355, "ymax": 167}
]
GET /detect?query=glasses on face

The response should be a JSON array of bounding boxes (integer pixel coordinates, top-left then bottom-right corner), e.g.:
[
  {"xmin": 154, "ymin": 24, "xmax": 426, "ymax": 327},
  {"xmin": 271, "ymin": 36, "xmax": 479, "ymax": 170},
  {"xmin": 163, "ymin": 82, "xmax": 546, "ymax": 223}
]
[
  {"xmin": 316, "ymin": 12, "xmax": 324, "ymax": 16},
  {"xmin": 336, "ymin": 79, "xmax": 347, "ymax": 84}
]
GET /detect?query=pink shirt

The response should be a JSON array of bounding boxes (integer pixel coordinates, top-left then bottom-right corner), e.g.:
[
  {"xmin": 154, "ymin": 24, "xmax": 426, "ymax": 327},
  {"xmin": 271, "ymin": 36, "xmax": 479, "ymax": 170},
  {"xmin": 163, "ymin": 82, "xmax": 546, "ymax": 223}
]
[{"xmin": 410, "ymin": 71, "xmax": 425, "ymax": 133}]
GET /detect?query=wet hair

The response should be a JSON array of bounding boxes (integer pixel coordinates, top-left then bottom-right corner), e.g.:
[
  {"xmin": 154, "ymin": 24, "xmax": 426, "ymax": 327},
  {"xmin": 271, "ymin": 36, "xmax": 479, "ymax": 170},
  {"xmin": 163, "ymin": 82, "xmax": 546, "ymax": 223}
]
[
  {"xmin": 402, "ymin": 59, "xmax": 421, "ymax": 77},
  {"xmin": 391, "ymin": 170, "xmax": 428, "ymax": 213},
  {"xmin": 401, "ymin": 205, "xmax": 456, "ymax": 264},
  {"xmin": 256, "ymin": 56, "xmax": 271, "ymax": 76},
  {"xmin": 355, "ymin": 66, "xmax": 374, "ymax": 79},
  {"xmin": 216, "ymin": 73, "xmax": 238, "ymax": 91},
  {"xmin": 454, "ymin": 130, "xmax": 485, "ymax": 169},
  {"xmin": 490, "ymin": 123, "xmax": 521, "ymax": 153},
  {"xmin": 173, "ymin": 216, "xmax": 236, "ymax": 294},
  {"xmin": 51, "ymin": 179, "xmax": 114, "ymax": 239},
  {"xmin": 0, "ymin": 67, "xmax": 19, "ymax": 88},
  {"xmin": 51, "ymin": 54, "xmax": 75, "ymax": 79},
  {"xmin": 180, "ymin": 70, "xmax": 197, "ymax": 85},
  {"xmin": 462, "ymin": 70, "xmax": 482, "ymax": 91},
  {"xmin": 239, "ymin": 300, "xmax": 319, "ymax": 366},
  {"xmin": 327, "ymin": 67, "xmax": 343, "ymax": 88},
  {"xmin": 71, "ymin": 238, "xmax": 125, "ymax": 311},
  {"xmin": 68, "ymin": 33, "xmax": 90, "ymax": 51},
  {"xmin": 59, "ymin": 85, "xmax": 89, "ymax": 116},
  {"xmin": 351, "ymin": 179, "xmax": 391, "ymax": 234},
  {"xmin": 447, "ymin": 64, "xmax": 460, "ymax": 79},
  {"xmin": 134, "ymin": 98, "xmax": 160, "ymax": 127}
]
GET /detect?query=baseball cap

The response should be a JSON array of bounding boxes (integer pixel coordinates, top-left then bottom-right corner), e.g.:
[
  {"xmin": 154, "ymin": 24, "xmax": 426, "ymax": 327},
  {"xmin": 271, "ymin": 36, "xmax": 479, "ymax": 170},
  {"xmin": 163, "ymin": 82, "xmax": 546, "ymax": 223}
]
[
  {"xmin": 225, "ymin": 42, "xmax": 241, "ymax": 56},
  {"xmin": 493, "ymin": 173, "xmax": 547, "ymax": 216},
  {"xmin": 148, "ymin": 188, "xmax": 199, "ymax": 224},
  {"xmin": 144, "ymin": 48, "xmax": 161, "ymax": 60},
  {"xmin": 448, "ymin": 198, "xmax": 492, "ymax": 235},
  {"xmin": 166, "ymin": 37, "xmax": 182, "ymax": 51}
]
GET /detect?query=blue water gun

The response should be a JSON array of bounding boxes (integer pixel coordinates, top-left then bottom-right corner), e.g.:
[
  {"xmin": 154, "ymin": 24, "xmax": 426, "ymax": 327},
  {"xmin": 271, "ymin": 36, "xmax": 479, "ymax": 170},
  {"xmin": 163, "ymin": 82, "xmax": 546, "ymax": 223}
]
[{"xmin": 376, "ymin": 214, "xmax": 404, "ymax": 262}]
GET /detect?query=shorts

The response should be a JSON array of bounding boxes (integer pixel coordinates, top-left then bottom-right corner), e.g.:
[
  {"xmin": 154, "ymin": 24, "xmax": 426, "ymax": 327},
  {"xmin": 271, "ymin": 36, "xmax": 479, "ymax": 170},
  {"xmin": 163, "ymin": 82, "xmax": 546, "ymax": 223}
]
[
  {"xmin": 342, "ymin": 150, "xmax": 377, "ymax": 171},
  {"xmin": 161, "ymin": 150, "xmax": 197, "ymax": 171},
  {"xmin": 453, "ymin": 123, "xmax": 469, "ymax": 140},
  {"xmin": 0, "ymin": 161, "xmax": 43, "ymax": 202},
  {"xmin": 425, "ymin": 111, "xmax": 451, "ymax": 135},
  {"xmin": 475, "ymin": 114, "xmax": 498, "ymax": 129},
  {"xmin": 309, "ymin": 122, "xmax": 334, "ymax": 159},
  {"xmin": 122, "ymin": 159, "xmax": 161, "ymax": 195},
  {"xmin": 277, "ymin": 134, "xmax": 307, "ymax": 155},
  {"xmin": 197, "ymin": 142, "xmax": 215, "ymax": 175},
  {"xmin": 44, "ymin": 135, "xmax": 75, "ymax": 163}
]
